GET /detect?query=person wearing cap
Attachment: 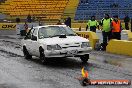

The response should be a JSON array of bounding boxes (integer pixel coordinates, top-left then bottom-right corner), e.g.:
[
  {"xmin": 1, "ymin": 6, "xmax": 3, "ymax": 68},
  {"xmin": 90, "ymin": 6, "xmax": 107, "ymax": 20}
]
[
  {"xmin": 111, "ymin": 15, "xmax": 122, "ymax": 40},
  {"xmin": 100, "ymin": 14, "xmax": 113, "ymax": 50},
  {"xmin": 86, "ymin": 16, "xmax": 99, "ymax": 32}
]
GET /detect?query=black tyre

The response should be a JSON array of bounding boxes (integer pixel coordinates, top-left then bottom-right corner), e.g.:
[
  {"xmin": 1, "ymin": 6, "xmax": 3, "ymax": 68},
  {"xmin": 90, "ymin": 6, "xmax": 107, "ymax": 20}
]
[
  {"xmin": 23, "ymin": 46, "xmax": 32, "ymax": 59},
  {"xmin": 80, "ymin": 54, "xmax": 89, "ymax": 63},
  {"xmin": 39, "ymin": 47, "xmax": 47, "ymax": 64},
  {"xmin": 81, "ymin": 78, "xmax": 91, "ymax": 86}
]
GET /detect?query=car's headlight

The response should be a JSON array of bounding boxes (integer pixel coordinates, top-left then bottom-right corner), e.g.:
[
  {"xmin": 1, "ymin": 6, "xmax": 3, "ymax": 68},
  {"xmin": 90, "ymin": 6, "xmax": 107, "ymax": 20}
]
[
  {"xmin": 81, "ymin": 42, "xmax": 90, "ymax": 48},
  {"xmin": 47, "ymin": 44, "xmax": 62, "ymax": 50}
]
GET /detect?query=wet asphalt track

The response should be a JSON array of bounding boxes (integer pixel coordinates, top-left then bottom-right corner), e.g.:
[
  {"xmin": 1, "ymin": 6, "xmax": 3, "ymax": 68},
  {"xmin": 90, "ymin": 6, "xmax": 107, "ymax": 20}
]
[{"xmin": 0, "ymin": 30, "xmax": 132, "ymax": 88}]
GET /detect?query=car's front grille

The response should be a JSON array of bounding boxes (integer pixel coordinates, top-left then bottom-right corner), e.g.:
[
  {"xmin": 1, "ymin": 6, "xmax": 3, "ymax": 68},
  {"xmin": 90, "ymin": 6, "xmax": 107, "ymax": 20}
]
[{"xmin": 62, "ymin": 45, "xmax": 80, "ymax": 49}]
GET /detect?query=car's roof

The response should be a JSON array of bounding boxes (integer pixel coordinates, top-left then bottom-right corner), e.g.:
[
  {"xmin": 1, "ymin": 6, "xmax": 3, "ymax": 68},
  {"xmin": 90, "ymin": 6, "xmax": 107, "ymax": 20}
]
[{"xmin": 33, "ymin": 25, "xmax": 67, "ymax": 29}]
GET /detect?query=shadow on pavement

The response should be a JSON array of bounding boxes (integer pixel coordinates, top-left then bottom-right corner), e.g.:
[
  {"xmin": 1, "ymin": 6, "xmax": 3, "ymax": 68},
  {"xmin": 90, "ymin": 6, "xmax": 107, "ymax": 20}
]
[{"xmin": 26, "ymin": 57, "xmax": 92, "ymax": 69}]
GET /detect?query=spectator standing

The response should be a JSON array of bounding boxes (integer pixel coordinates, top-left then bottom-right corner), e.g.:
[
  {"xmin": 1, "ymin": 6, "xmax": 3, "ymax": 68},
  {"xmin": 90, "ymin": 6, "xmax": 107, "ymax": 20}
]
[
  {"xmin": 27, "ymin": 14, "xmax": 32, "ymax": 23},
  {"xmin": 24, "ymin": 22, "xmax": 28, "ymax": 33},
  {"xmin": 100, "ymin": 14, "xmax": 113, "ymax": 50},
  {"xmin": 65, "ymin": 17, "xmax": 71, "ymax": 28},
  {"xmin": 124, "ymin": 15, "xmax": 130, "ymax": 30},
  {"xmin": 86, "ymin": 16, "xmax": 99, "ymax": 32},
  {"xmin": 32, "ymin": 15, "xmax": 36, "ymax": 22},
  {"xmin": 111, "ymin": 15, "xmax": 122, "ymax": 40}
]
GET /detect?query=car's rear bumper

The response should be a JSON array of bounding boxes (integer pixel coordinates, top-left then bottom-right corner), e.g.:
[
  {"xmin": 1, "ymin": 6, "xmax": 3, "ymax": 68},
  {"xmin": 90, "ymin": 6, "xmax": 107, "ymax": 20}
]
[{"xmin": 45, "ymin": 47, "xmax": 92, "ymax": 58}]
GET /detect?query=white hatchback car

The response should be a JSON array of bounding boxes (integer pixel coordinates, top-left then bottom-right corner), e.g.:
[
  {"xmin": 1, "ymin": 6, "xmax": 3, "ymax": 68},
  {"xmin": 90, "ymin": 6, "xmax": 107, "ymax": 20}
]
[{"xmin": 21, "ymin": 25, "xmax": 92, "ymax": 63}]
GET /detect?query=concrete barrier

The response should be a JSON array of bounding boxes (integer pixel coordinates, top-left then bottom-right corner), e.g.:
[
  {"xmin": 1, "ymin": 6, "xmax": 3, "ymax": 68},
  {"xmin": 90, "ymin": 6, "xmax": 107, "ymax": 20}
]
[
  {"xmin": 126, "ymin": 30, "xmax": 132, "ymax": 41},
  {"xmin": 75, "ymin": 31, "xmax": 99, "ymax": 49},
  {"xmin": 122, "ymin": 30, "xmax": 132, "ymax": 41},
  {"xmin": 106, "ymin": 39, "xmax": 132, "ymax": 56}
]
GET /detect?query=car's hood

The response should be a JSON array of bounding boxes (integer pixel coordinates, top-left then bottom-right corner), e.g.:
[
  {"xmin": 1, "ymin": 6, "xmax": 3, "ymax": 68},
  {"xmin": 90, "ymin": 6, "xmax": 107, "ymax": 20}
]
[{"xmin": 39, "ymin": 36, "xmax": 89, "ymax": 45}]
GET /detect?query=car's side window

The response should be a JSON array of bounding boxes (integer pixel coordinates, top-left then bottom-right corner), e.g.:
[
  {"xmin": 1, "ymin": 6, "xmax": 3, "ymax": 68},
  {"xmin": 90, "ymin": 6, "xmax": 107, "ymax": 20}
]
[
  {"xmin": 32, "ymin": 28, "xmax": 38, "ymax": 36},
  {"xmin": 24, "ymin": 29, "xmax": 35, "ymax": 39},
  {"xmin": 38, "ymin": 27, "xmax": 48, "ymax": 38},
  {"xmin": 31, "ymin": 28, "xmax": 38, "ymax": 41}
]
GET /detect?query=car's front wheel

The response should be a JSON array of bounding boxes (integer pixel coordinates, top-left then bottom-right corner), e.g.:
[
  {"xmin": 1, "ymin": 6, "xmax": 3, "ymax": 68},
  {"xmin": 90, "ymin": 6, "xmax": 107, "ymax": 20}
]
[
  {"xmin": 39, "ymin": 47, "xmax": 47, "ymax": 64},
  {"xmin": 81, "ymin": 78, "xmax": 91, "ymax": 86},
  {"xmin": 80, "ymin": 54, "xmax": 89, "ymax": 63},
  {"xmin": 23, "ymin": 46, "xmax": 32, "ymax": 59}
]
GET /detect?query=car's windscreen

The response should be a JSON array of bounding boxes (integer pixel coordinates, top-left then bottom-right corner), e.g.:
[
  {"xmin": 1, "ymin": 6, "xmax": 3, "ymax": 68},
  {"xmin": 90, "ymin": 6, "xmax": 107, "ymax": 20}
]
[{"xmin": 38, "ymin": 26, "xmax": 76, "ymax": 39}]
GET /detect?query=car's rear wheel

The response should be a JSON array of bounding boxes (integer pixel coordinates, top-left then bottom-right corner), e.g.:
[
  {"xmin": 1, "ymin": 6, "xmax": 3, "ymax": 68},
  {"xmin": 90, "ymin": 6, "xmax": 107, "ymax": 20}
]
[
  {"xmin": 80, "ymin": 54, "xmax": 89, "ymax": 63},
  {"xmin": 23, "ymin": 46, "xmax": 32, "ymax": 59},
  {"xmin": 39, "ymin": 47, "xmax": 47, "ymax": 64}
]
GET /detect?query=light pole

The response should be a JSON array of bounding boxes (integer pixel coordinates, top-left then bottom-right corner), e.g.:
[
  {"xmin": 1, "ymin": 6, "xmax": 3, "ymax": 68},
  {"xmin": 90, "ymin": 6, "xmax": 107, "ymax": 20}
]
[{"xmin": 131, "ymin": 18, "xmax": 132, "ymax": 32}]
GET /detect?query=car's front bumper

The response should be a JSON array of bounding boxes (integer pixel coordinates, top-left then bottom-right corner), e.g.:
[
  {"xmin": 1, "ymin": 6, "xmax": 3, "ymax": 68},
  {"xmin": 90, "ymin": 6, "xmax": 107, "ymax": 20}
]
[{"xmin": 45, "ymin": 47, "xmax": 92, "ymax": 58}]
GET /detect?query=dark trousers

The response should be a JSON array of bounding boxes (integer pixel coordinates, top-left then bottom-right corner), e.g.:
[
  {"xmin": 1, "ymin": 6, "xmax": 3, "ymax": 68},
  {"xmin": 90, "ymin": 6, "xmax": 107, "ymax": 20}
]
[
  {"xmin": 102, "ymin": 31, "xmax": 111, "ymax": 50},
  {"xmin": 102, "ymin": 31, "xmax": 111, "ymax": 44},
  {"xmin": 90, "ymin": 26, "xmax": 96, "ymax": 32},
  {"xmin": 112, "ymin": 32, "xmax": 121, "ymax": 40},
  {"xmin": 125, "ymin": 22, "xmax": 129, "ymax": 30}
]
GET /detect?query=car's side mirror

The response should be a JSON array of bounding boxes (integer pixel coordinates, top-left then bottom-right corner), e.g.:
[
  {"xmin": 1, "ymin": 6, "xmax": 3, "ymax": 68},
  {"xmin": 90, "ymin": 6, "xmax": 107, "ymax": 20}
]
[{"xmin": 31, "ymin": 35, "xmax": 37, "ymax": 41}]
